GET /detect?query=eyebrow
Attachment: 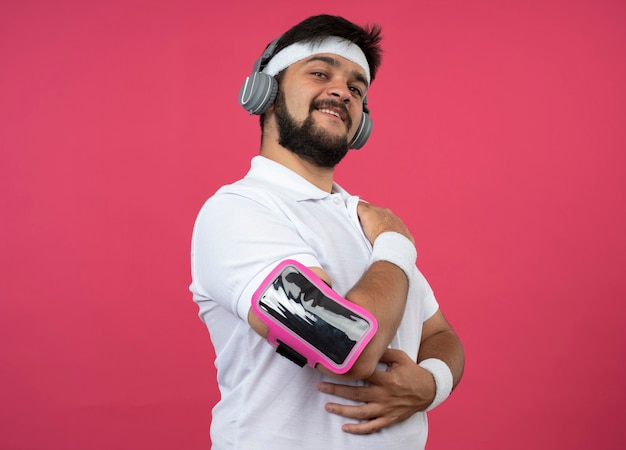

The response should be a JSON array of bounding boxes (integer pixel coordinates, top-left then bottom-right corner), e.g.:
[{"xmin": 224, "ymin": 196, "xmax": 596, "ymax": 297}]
[{"xmin": 304, "ymin": 55, "xmax": 369, "ymax": 88}]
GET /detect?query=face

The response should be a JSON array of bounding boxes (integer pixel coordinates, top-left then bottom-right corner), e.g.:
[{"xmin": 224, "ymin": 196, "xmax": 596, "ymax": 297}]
[{"xmin": 272, "ymin": 53, "xmax": 369, "ymax": 168}]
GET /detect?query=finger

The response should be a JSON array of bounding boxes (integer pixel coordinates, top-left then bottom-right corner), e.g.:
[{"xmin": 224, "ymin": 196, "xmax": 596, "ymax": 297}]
[
  {"xmin": 378, "ymin": 347, "xmax": 410, "ymax": 365},
  {"xmin": 317, "ymin": 382, "xmax": 376, "ymax": 403},
  {"xmin": 324, "ymin": 401, "xmax": 382, "ymax": 421},
  {"xmin": 364, "ymin": 367, "xmax": 392, "ymax": 385},
  {"xmin": 341, "ymin": 416, "xmax": 395, "ymax": 435}
]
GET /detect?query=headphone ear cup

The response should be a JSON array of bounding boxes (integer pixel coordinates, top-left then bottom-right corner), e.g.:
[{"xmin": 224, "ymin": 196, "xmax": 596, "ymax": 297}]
[
  {"xmin": 239, "ymin": 72, "xmax": 278, "ymax": 115},
  {"xmin": 349, "ymin": 111, "xmax": 373, "ymax": 149}
]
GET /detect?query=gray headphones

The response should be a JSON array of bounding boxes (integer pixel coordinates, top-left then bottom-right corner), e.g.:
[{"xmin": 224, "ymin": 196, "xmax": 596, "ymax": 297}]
[{"xmin": 238, "ymin": 36, "xmax": 373, "ymax": 149}]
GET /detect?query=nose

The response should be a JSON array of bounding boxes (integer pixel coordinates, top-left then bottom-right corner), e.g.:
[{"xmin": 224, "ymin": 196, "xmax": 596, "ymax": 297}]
[{"xmin": 327, "ymin": 80, "xmax": 351, "ymax": 103}]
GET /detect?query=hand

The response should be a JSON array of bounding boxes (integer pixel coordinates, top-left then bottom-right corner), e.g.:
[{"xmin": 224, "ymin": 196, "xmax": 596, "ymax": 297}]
[
  {"xmin": 316, "ymin": 348, "xmax": 435, "ymax": 434},
  {"xmin": 357, "ymin": 202, "xmax": 414, "ymax": 245}
]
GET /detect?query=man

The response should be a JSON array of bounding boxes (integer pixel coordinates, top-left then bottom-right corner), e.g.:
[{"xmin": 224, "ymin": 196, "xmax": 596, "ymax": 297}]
[{"xmin": 190, "ymin": 14, "xmax": 464, "ymax": 449}]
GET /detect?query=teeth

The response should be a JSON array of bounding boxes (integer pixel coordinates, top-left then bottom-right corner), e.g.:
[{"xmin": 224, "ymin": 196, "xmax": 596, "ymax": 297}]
[{"xmin": 319, "ymin": 108, "xmax": 340, "ymax": 119}]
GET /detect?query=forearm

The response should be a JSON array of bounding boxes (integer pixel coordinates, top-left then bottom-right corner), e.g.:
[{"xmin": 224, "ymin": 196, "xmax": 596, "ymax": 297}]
[
  {"xmin": 418, "ymin": 327, "xmax": 465, "ymax": 390},
  {"xmin": 338, "ymin": 260, "xmax": 408, "ymax": 379},
  {"xmin": 334, "ymin": 224, "xmax": 416, "ymax": 379}
]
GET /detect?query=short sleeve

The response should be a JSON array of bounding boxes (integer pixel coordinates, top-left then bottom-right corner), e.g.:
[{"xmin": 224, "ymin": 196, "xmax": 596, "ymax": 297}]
[
  {"xmin": 190, "ymin": 191, "xmax": 320, "ymax": 322},
  {"xmin": 409, "ymin": 266, "xmax": 440, "ymax": 323}
]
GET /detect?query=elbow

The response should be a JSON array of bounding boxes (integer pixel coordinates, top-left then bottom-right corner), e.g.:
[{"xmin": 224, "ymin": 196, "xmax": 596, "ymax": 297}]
[
  {"xmin": 337, "ymin": 330, "xmax": 394, "ymax": 380},
  {"xmin": 316, "ymin": 349, "xmax": 380, "ymax": 380},
  {"xmin": 338, "ymin": 353, "xmax": 380, "ymax": 380}
]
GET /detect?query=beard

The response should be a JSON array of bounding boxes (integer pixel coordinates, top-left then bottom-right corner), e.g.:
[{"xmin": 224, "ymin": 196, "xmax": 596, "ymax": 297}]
[{"xmin": 273, "ymin": 90, "xmax": 351, "ymax": 169}]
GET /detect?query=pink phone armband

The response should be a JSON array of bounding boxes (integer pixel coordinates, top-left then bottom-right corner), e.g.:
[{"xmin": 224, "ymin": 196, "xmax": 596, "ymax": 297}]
[{"xmin": 251, "ymin": 260, "xmax": 378, "ymax": 374}]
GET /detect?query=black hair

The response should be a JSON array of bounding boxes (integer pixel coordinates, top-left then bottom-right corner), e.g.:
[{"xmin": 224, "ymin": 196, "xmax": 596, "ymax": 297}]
[{"xmin": 272, "ymin": 14, "xmax": 383, "ymax": 82}]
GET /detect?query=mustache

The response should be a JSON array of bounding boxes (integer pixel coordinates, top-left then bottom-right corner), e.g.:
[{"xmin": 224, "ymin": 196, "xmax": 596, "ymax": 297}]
[{"xmin": 310, "ymin": 99, "xmax": 350, "ymax": 120}]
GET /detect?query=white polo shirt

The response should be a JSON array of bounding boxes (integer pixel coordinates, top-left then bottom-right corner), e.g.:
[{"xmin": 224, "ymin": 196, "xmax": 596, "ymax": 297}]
[{"xmin": 190, "ymin": 156, "xmax": 439, "ymax": 449}]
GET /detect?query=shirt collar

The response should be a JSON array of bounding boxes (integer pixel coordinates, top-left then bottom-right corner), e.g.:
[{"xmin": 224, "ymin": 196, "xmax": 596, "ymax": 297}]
[{"xmin": 246, "ymin": 156, "xmax": 349, "ymax": 202}]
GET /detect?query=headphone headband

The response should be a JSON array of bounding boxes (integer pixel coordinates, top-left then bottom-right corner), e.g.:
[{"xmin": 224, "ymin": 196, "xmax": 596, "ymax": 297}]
[{"xmin": 252, "ymin": 35, "xmax": 283, "ymax": 73}]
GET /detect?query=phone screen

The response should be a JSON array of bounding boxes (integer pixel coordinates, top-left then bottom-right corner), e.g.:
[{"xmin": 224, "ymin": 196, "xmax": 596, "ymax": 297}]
[{"xmin": 258, "ymin": 265, "xmax": 372, "ymax": 365}]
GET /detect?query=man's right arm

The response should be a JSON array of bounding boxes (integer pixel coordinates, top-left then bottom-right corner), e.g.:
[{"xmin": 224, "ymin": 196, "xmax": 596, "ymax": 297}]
[{"xmin": 248, "ymin": 201, "xmax": 415, "ymax": 380}]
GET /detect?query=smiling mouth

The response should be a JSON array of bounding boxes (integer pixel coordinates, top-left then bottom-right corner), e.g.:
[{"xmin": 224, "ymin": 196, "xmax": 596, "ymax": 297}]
[
  {"xmin": 317, "ymin": 108, "xmax": 343, "ymax": 121},
  {"xmin": 317, "ymin": 108, "xmax": 345, "ymax": 122},
  {"xmin": 311, "ymin": 100, "xmax": 352, "ymax": 130}
]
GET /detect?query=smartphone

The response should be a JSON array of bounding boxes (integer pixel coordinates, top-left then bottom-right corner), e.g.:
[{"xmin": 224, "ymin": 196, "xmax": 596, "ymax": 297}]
[{"xmin": 252, "ymin": 260, "xmax": 378, "ymax": 374}]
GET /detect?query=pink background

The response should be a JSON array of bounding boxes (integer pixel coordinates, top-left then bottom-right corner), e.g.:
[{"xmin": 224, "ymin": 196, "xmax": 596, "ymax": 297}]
[{"xmin": 1, "ymin": 0, "xmax": 625, "ymax": 448}]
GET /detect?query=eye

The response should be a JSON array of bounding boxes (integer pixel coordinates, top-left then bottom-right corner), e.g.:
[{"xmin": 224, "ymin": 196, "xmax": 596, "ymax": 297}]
[
  {"xmin": 311, "ymin": 71, "xmax": 328, "ymax": 78},
  {"xmin": 349, "ymin": 86, "xmax": 363, "ymax": 97}
]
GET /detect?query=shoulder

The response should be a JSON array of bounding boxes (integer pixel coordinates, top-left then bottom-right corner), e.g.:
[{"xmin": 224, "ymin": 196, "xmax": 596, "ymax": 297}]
[{"xmin": 194, "ymin": 182, "xmax": 287, "ymax": 235}]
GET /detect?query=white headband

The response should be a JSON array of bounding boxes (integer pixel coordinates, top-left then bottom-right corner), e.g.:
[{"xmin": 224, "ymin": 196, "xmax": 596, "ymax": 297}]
[{"xmin": 262, "ymin": 36, "xmax": 371, "ymax": 83}]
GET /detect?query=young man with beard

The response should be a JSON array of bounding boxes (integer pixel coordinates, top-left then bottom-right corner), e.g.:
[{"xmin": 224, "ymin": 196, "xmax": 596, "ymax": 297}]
[{"xmin": 190, "ymin": 14, "xmax": 465, "ymax": 449}]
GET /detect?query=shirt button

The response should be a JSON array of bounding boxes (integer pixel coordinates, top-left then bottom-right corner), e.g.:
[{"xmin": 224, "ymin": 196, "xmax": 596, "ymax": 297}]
[{"xmin": 333, "ymin": 197, "xmax": 340, "ymax": 205}]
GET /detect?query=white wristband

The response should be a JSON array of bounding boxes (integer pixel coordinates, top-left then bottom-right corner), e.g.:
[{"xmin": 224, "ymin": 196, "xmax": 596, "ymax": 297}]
[
  {"xmin": 418, "ymin": 358, "xmax": 453, "ymax": 412},
  {"xmin": 370, "ymin": 232, "xmax": 416, "ymax": 279}
]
